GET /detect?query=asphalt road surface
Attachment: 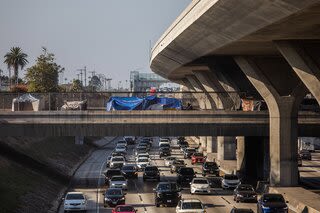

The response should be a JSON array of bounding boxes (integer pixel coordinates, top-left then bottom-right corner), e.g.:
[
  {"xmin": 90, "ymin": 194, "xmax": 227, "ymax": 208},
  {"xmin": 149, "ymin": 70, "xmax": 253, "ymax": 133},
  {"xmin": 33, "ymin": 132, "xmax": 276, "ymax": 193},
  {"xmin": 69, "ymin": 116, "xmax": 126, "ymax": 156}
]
[{"xmin": 59, "ymin": 137, "xmax": 299, "ymax": 213}]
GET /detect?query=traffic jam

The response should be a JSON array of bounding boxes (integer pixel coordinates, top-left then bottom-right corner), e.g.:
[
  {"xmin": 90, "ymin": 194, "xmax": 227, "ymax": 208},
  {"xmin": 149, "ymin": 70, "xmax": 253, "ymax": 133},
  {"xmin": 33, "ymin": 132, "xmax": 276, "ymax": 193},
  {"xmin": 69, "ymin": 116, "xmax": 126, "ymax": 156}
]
[{"xmin": 63, "ymin": 137, "xmax": 290, "ymax": 213}]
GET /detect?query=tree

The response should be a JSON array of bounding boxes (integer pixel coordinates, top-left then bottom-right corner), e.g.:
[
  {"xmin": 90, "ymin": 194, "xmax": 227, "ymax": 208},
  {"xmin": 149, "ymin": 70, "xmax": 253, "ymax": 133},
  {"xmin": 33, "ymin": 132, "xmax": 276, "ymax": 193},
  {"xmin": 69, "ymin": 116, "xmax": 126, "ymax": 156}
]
[
  {"xmin": 4, "ymin": 47, "xmax": 28, "ymax": 86},
  {"xmin": 70, "ymin": 79, "xmax": 83, "ymax": 92},
  {"xmin": 25, "ymin": 47, "xmax": 64, "ymax": 93},
  {"xmin": 88, "ymin": 75, "xmax": 102, "ymax": 92}
]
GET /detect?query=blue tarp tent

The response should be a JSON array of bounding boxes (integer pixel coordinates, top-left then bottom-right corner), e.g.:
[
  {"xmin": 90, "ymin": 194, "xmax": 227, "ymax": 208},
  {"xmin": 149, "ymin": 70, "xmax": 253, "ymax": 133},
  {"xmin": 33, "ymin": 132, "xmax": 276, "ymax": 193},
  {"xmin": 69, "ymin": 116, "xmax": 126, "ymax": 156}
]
[{"xmin": 106, "ymin": 96, "xmax": 182, "ymax": 111}]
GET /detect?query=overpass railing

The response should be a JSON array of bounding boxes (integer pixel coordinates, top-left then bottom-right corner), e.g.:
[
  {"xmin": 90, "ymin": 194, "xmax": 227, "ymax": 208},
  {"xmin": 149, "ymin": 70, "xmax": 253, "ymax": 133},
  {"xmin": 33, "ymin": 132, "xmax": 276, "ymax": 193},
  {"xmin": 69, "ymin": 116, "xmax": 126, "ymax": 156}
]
[{"xmin": 0, "ymin": 91, "xmax": 246, "ymax": 111}]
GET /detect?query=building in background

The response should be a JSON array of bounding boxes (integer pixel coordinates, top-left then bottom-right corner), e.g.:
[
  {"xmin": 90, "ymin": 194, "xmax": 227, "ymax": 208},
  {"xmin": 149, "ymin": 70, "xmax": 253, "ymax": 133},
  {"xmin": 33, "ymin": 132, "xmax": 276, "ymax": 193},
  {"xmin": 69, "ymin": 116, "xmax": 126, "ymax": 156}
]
[{"xmin": 130, "ymin": 71, "xmax": 176, "ymax": 92}]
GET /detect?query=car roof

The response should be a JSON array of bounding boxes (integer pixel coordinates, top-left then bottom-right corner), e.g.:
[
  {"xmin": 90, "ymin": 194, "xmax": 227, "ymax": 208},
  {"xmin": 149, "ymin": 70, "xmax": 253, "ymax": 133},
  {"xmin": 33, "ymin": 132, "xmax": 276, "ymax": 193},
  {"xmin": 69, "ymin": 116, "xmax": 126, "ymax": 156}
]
[
  {"xmin": 193, "ymin": 177, "xmax": 207, "ymax": 181},
  {"xmin": 181, "ymin": 199, "xmax": 202, "ymax": 202},
  {"xmin": 67, "ymin": 192, "xmax": 84, "ymax": 195}
]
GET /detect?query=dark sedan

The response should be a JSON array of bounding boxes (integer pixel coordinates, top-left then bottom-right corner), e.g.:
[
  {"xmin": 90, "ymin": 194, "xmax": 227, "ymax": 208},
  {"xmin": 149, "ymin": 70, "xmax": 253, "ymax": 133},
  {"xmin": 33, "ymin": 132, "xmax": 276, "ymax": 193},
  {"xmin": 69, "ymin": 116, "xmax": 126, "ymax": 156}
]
[
  {"xmin": 183, "ymin": 148, "xmax": 197, "ymax": 159},
  {"xmin": 257, "ymin": 193, "xmax": 288, "ymax": 213},
  {"xmin": 121, "ymin": 165, "xmax": 138, "ymax": 178},
  {"xmin": 103, "ymin": 188, "xmax": 126, "ymax": 207},
  {"xmin": 154, "ymin": 182, "xmax": 181, "ymax": 207},
  {"xmin": 234, "ymin": 184, "xmax": 257, "ymax": 203}
]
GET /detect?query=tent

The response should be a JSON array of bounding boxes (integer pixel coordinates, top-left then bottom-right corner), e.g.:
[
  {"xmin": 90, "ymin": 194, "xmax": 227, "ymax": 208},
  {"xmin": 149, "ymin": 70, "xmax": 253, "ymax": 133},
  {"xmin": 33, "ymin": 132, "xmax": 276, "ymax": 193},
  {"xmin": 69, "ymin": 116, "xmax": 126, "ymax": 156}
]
[
  {"xmin": 106, "ymin": 96, "xmax": 182, "ymax": 111},
  {"xmin": 12, "ymin": 94, "xmax": 44, "ymax": 111}
]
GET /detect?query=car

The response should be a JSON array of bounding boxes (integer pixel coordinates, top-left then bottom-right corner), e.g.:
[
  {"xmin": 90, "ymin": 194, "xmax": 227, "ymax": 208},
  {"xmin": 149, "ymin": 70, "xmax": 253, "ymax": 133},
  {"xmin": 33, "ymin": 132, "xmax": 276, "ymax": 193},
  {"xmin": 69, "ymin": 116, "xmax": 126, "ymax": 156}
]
[
  {"xmin": 159, "ymin": 138, "xmax": 170, "ymax": 144},
  {"xmin": 170, "ymin": 160, "xmax": 186, "ymax": 173},
  {"xmin": 190, "ymin": 178, "xmax": 210, "ymax": 194},
  {"xmin": 138, "ymin": 141, "xmax": 150, "ymax": 149},
  {"xmin": 164, "ymin": 157, "xmax": 177, "ymax": 167},
  {"xmin": 117, "ymin": 140, "xmax": 128, "ymax": 148},
  {"xmin": 111, "ymin": 151, "xmax": 126, "ymax": 158},
  {"xmin": 191, "ymin": 153, "xmax": 206, "ymax": 164},
  {"xmin": 234, "ymin": 184, "xmax": 257, "ymax": 203},
  {"xmin": 63, "ymin": 192, "xmax": 87, "ymax": 212},
  {"xmin": 123, "ymin": 136, "xmax": 136, "ymax": 145},
  {"xmin": 159, "ymin": 143, "xmax": 171, "ymax": 150},
  {"xmin": 103, "ymin": 188, "xmax": 126, "ymax": 207},
  {"xmin": 106, "ymin": 156, "xmax": 112, "ymax": 168},
  {"xmin": 299, "ymin": 150, "xmax": 312, "ymax": 160},
  {"xmin": 137, "ymin": 144, "xmax": 149, "ymax": 151},
  {"xmin": 115, "ymin": 145, "xmax": 127, "ymax": 154},
  {"xmin": 177, "ymin": 167, "xmax": 196, "ymax": 186},
  {"xmin": 202, "ymin": 162, "xmax": 219, "ymax": 176},
  {"xmin": 184, "ymin": 148, "xmax": 197, "ymax": 159},
  {"xmin": 135, "ymin": 147, "xmax": 148, "ymax": 155},
  {"xmin": 136, "ymin": 157, "xmax": 150, "ymax": 170},
  {"xmin": 154, "ymin": 182, "xmax": 181, "ymax": 207},
  {"xmin": 221, "ymin": 174, "xmax": 241, "ymax": 190},
  {"xmin": 143, "ymin": 166, "xmax": 160, "ymax": 181},
  {"xmin": 176, "ymin": 199, "xmax": 206, "ymax": 213},
  {"xmin": 121, "ymin": 165, "xmax": 138, "ymax": 178},
  {"xmin": 135, "ymin": 153, "xmax": 150, "ymax": 161},
  {"xmin": 109, "ymin": 175, "xmax": 128, "ymax": 190},
  {"xmin": 257, "ymin": 193, "xmax": 288, "ymax": 213},
  {"xmin": 179, "ymin": 141, "xmax": 189, "ymax": 151},
  {"xmin": 110, "ymin": 156, "xmax": 126, "ymax": 169},
  {"xmin": 159, "ymin": 147, "xmax": 171, "ymax": 158},
  {"xmin": 230, "ymin": 208, "xmax": 254, "ymax": 213},
  {"xmin": 159, "ymin": 141, "xmax": 170, "ymax": 147},
  {"xmin": 142, "ymin": 138, "xmax": 153, "ymax": 147},
  {"xmin": 104, "ymin": 169, "xmax": 122, "ymax": 185},
  {"xmin": 112, "ymin": 205, "xmax": 137, "ymax": 213}
]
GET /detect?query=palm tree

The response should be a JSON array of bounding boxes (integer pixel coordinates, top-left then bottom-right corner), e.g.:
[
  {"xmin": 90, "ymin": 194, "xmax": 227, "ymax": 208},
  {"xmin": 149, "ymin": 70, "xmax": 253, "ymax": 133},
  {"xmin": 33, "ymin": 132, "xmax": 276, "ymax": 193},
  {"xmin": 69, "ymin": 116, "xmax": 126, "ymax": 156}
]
[{"xmin": 4, "ymin": 47, "xmax": 28, "ymax": 87}]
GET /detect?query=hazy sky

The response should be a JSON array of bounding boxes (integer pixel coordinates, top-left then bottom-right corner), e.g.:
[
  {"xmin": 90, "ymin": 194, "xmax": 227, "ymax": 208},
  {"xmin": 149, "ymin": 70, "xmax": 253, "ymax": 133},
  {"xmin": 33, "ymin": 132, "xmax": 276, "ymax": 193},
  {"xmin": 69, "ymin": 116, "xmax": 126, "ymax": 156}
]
[{"xmin": 0, "ymin": 0, "xmax": 190, "ymax": 87}]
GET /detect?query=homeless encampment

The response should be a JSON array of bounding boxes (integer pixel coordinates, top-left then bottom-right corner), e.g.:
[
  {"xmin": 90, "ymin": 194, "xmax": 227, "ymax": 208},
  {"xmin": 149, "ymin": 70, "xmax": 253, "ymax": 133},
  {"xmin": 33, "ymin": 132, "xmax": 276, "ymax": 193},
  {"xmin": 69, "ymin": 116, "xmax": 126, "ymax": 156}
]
[{"xmin": 12, "ymin": 94, "xmax": 44, "ymax": 111}]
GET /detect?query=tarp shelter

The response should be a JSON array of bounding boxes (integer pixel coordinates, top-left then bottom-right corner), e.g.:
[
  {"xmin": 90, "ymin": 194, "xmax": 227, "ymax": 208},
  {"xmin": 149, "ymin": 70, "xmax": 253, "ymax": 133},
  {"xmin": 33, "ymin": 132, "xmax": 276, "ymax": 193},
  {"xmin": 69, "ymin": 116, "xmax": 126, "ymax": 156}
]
[
  {"xmin": 106, "ymin": 96, "xmax": 182, "ymax": 111},
  {"xmin": 12, "ymin": 94, "xmax": 44, "ymax": 111}
]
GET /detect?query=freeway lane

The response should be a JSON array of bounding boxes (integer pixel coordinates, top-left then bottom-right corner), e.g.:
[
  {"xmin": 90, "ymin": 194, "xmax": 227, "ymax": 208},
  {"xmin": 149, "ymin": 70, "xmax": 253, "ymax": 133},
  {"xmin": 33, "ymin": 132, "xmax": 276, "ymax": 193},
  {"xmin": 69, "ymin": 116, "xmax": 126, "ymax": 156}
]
[{"xmin": 58, "ymin": 137, "xmax": 296, "ymax": 213}]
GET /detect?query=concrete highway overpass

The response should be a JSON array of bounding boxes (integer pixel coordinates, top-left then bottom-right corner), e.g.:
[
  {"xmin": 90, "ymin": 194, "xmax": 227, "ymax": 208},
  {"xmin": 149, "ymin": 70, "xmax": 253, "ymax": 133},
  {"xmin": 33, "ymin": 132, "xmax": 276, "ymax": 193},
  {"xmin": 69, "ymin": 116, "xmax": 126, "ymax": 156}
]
[
  {"xmin": 150, "ymin": 0, "xmax": 320, "ymax": 186},
  {"xmin": 0, "ymin": 111, "xmax": 319, "ymax": 137}
]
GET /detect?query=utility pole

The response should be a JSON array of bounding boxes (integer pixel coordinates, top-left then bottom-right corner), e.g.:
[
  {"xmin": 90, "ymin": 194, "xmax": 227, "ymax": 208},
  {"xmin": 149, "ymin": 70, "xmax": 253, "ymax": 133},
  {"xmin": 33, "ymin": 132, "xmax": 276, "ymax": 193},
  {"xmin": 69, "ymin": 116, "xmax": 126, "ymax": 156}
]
[
  {"xmin": 106, "ymin": 78, "xmax": 112, "ymax": 91},
  {"xmin": 77, "ymin": 74, "xmax": 80, "ymax": 81},
  {"xmin": 84, "ymin": 66, "xmax": 87, "ymax": 87},
  {"xmin": 0, "ymin": 69, "xmax": 2, "ymax": 88}
]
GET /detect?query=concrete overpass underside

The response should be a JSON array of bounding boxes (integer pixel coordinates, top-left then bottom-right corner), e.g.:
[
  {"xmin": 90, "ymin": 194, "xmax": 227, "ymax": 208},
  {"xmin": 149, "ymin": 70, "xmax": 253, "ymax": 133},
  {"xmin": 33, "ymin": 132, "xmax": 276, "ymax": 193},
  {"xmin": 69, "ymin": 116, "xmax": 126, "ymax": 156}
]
[{"xmin": 150, "ymin": 0, "xmax": 320, "ymax": 186}]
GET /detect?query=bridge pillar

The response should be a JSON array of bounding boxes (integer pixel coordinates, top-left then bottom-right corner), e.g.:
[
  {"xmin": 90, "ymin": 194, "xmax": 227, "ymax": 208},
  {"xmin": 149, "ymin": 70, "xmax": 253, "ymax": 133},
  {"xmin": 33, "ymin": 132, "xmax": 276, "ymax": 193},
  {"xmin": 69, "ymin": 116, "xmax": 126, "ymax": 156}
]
[
  {"xmin": 275, "ymin": 41, "xmax": 320, "ymax": 105},
  {"xmin": 236, "ymin": 136, "xmax": 245, "ymax": 173},
  {"xmin": 200, "ymin": 136, "xmax": 207, "ymax": 150},
  {"xmin": 235, "ymin": 56, "xmax": 307, "ymax": 186},
  {"xmin": 217, "ymin": 136, "xmax": 236, "ymax": 161},
  {"xmin": 75, "ymin": 136, "xmax": 84, "ymax": 145}
]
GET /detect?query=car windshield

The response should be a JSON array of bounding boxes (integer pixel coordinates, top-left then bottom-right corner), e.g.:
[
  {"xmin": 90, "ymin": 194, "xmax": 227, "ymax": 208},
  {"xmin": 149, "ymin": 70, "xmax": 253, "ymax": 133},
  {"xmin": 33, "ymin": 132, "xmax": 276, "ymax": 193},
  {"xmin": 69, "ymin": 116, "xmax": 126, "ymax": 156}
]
[
  {"xmin": 186, "ymin": 148, "xmax": 196, "ymax": 152},
  {"xmin": 138, "ymin": 158, "xmax": 148, "ymax": 162},
  {"xmin": 194, "ymin": 153, "xmax": 203, "ymax": 157},
  {"xmin": 224, "ymin": 175, "xmax": 238, "ymax": 180},
  {"xmin": 116, "ymin": 206, "xmax": 134, "ymax": 212},
  {"xmin": 66, "ymin": 193, "xmax": 84, "ymax": 200},
  {"xmin": 205, "ymin": 162, "xmax": 218, "ymax": 168},
  {"xmin": 137, "ymin": 148, "xmax": 146, "ymax": 151},
  {"xmin": 112, "ymin": 157, "xmax": 124, "ymax": 162},
  {"xmin": 145, "ymin": 166, "xmax": 158, "ymax": 171},
  {"xmin": 157, "ymin": 183, "xmax": 178, "ymax": 191},
  {"xmin": 174, "ymin": 160, "xmax": 185, "ymax": 165},
  {"xmin": 105, "ymin": 170, "xmax": 122, "ymax": 176},
  {"xmin": 182, "ymin": 202, "xmax": 202, "ymax": 209},
  {"xmin": 160, "ymin": 144, "xmax": 170, "ymax": 147},
  {"xmin": 238, "ymin": 185, "xmax": 254, "ymax": 191},
  {"xmin": 122, "ymin": 166, "xmax": 135, "ymax": 170},
  {"xmin": 193, "ymin": 179, "xmax": 208, "ymax": 184},
  {"xmin": 106, "ymin": 189, "xmax": 122, "ymax": 196},
  {"xmin": 111, "ymin": 176, "xmax": 125, "ymax": 181},
  {"xmin": 139, "ymin": 154, "xmax": 149, "ymax": 158},
  {"xmin": 166, "ymin": 157, "xmax": 176, "ymax": 161},
  {"xmin": 263, "ymin": 194, "xmax": 285, "ymax": 203},
  {"xmin": 116, "ymin": 146, "xmax": 125, "ymax": 149},
  {"xmin": 179, "ymin": 168, "xmax": 194, "ymax": 175}
]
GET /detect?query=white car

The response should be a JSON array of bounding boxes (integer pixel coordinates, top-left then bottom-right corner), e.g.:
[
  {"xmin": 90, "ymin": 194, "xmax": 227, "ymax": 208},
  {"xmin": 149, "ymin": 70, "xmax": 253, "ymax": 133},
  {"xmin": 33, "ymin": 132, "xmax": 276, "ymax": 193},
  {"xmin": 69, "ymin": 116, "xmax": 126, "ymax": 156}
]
[
  {"xmin": 109, "ymin": 175, "xmax": 128, "ymax": 190},
  {"xmin": 110, "ymin": 156, "xmax": 126, "ymax": 169},
  {"xmin": 115, "ymin": 145, "xmax": 127, "ymax": 154},
  {"xmin": 136, "ymin": 153, "xmax": 150, "ymax": 161},
  {"xmin": 176, "ymin": 199, "xmax": 206, "ymax": 213},
  {"xmin": 221, "ymin": 174, "xmax": 241, "ymax": 189},
  {"xmin": 63, "ymin": 192, "xmax": 87, "ymax": 212},
  {"xmin": 164, "ymin": 157, "xmax": 177, "ymax": 167},
  {"xmin": 159, "ymin": 141, "xmax": 170, "ymax": 147},
  {"xmin": 190, "ymin": 178, "xmax": 210, "ymax": 194},
  {"xmin": 136, "ymin": 157, "xmax": 150, "ymax": 170}
]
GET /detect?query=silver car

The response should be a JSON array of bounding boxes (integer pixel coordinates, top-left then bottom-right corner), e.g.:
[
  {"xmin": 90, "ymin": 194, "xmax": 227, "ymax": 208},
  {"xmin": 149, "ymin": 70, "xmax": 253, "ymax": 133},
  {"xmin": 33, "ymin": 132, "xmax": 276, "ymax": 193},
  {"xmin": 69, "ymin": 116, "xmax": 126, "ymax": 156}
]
[
  {"xmin": 190, "ymin": 178, "xmax": 210, "ymax": 194},
  {"xmin": 176, "ymin": 199, "xmax": 206, "ymax": 213},
  {"xmin": 63, "ymin": 192, "xmax": 87, "ymax": 212},
  {"xmin": 164, "ymin": 157, "xmax": 177, "ymax": 167},
  {"xmin": 109, "ymin": 175, "xmax": 128, "ymax": 190}
]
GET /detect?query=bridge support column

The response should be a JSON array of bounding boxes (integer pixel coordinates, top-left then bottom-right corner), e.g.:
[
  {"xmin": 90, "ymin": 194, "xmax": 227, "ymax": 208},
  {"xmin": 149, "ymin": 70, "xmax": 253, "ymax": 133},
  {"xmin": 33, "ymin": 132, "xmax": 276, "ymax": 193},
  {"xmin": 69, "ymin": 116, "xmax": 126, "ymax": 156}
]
[
  {"xmin": 75, "ymin": 136, "xmax": 84, "ymax": 145},
  {"xmin": 236, "ymin": 136, "xmax": 245, "ymax": 173},
  {"xmin": 200, "ymin": 137, "xmax": 207, "ymax": 150},
  {"xmin": 217, "ymin": 136, "xmax": 236, "ymax": 161},
  {"xmin": 275, "ymin": 41, "xmax": 320, "ymax": 105},
  {"xmin": 235, "ymin": 56, "xmax": 307, "ymax": 186}
]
